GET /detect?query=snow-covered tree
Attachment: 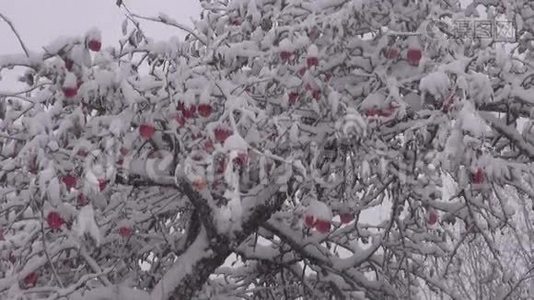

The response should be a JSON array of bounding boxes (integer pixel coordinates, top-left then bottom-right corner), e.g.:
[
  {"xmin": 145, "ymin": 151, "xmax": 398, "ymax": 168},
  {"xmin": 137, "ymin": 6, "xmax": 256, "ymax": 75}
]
[{"xmin": 1, "ymin": 0, "xmax": 534, "ymax": 299}]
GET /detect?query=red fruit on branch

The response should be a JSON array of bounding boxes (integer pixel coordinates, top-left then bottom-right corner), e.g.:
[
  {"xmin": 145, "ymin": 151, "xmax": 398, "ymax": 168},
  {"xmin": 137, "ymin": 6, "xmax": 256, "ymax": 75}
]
[
  {"xmin": 197, "ymin": 104, "xmax": 213, "ymax": 117},
  {"xmin": 120, "ymin": 147, "xmax": 129, "ymax": 156},
  {"xmin": 407, "ymin": 48, "xmax": 422, "ymax": 66},
  {"xmin": 427, "ymin": 210, "xmax": 439, "ymax": 225},
  {"xmin": 47, "ymin": 212, "xmax": 65, "ymax": 230},
  {"xmin": 87, "ymin": 40, "xmax": 102, "ymax": 52},
  {"xmin": 64, "ymin": 58, "xmax": 74, "ymax": 71},
  {"xmin": 306, "ymin": 57, "xmax": 319, "ymax": 68},
  {"xmin": 98, "ymin": 179, "xmax": 107, "ymax": 191},
  {"xmin": 312, "ymin": 89, "xmax": 321, "ymax": 101},
  {"xmin": 472, "ymin": 168, "xmax": 485, "ymax": 184},
  {"xmin": 233, "ymin": 152, "xmax": 248, "ymax": 167},
  {"xmin": 383, "ymin": 48, "xmax": 400, "ymax": 59},
  {"xmin": 63, "ymin": 87, "xmax": 78, "ymax": 98},
  {"xmin": 314, "ymin": 219, "xmax": 331, "ymax": 233},
  {"xmin": 23, "ymin": 272, "xmax": 38, "ymax": 288},
  {"xmin": 181, "ymin": 105, "xmax": 197, "ymax": 119},
  {"xmin": 62, "ymin": 174, "xmax": 77, "ymax": 190},
  {"xmin": 280, "ymin": 51, "xmax": 292, "ymax": 61},
  {"xmin": 214, "ymin": 127, "xmax": 233, "ymax": 143},
  {"xmin": 192, "ymin": 177, "xmax": 207, "ymax": 191},
  {"xmin": 288, "ymin": 91, "xmax": 299, "ymax": 104},
  {"xmin": 339, "ymin": 213, "xmax": 354, "ymax": 224},
  {"xmin": 78, "ymin": 193, "xmax": 89, "ymax": 206},
  {"xmin": 118, "ymin": 226, "xmax": 133, "ymax": 238},
  {"xmin": 304, "ymin": 215, "xmax": 316, "ymax": 228},
  {"xmin": 139, "ymin": 123, "xmax": 156, "ymax": 139}
]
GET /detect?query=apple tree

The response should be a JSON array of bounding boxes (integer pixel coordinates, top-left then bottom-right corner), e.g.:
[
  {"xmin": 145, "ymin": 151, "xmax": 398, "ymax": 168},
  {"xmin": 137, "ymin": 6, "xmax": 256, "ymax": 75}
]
[{"xmin": 1, "ymin": 0, "xmax": 534, "ymax": 299}]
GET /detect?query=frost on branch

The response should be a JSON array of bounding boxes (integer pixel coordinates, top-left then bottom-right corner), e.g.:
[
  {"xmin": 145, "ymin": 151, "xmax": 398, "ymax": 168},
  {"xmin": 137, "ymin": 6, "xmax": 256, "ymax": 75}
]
[{"xmin": 1, "ymin": 0, "xmax": 534, "ymax": 299}]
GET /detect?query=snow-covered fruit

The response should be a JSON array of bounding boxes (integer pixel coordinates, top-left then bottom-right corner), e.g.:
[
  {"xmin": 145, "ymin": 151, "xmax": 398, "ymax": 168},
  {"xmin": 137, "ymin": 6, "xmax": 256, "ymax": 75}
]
[
  {"xmin": 471, "ymin": 168, "xmax": 485, "ymax": 184},
  {"xmin": 181, "ymin": 104, "xmax": 197, "ymax": 119},
  {"xmin": 139, "ymin": 123, "xmax": 156, "ymax": 139},
  {"xmin": 314, "ymin": 220, "xmax": 331, "ymax": 233},
  {"xmin": 192, "ymin": 177, "xmax": 207, "ymax": 191},
  {"xmin": 214, "ymin": 126, "xmax": 233, "ymax": 143},
  {"xmin": 62, "ymin": 174, "xmax": 77, "ymax": 190},
  {"xmin": 63, "ymin": 72, "xmax": 78, "ymax": 98},
  {"xmin": 365, "ymin": 103, "xmax": 397, "ymax": 118},
  {"xmin": 407, "ymin": 48, "xmax": 422, "ymax": 66},
  {"xmin": 339, "ymin": 212, "xmax": 354, "ymax": 224},
  {"xmin": 47, "ymin": 211, "xmax": 65, "ymax": 230},
  {"xmin": 98, "ymin": 179, "xmax": 107, "ymax": 191},
  {"xmin": 232, "ymin": 151, "xmax": 248, "ymax": 167},
  {"xmin": 427, "ymin": 210, "xmax": 439, "ymax": 225},
  {"xmin": 23, "ymin": 272, "xmax": 38, "ymax": 288},
  {"xmin": 306, "ymin": 44, "xmax": 319, "ymax": 68},
  {"xmin": 86, "ymin": 28, "xmax": 102, "ymax": 52},
  {"xmin": 88, "ymin": 40, "xmax": 102, "ymax": 52},
  {"xmin": 280, "ymin": 50, "xmax": 292, "ymax": 61},
  {"xmin": 197, "ymin": 103, "xmax": 213, "ymax": 117},
  {"xmin": 288, "ymin": 91, "xmax": 300, "ymax": 104},
  {"xmin": 303, "ymin": 200, "xmax": 333, "ymax": 234},
  {"xmin": 383, "ymin": 47, "xmax": 400, "ymax": 59},
  {"xmin": 77, "ymin": 193, "xmax": 89, "ymax": 206},
  {"xmin": 118, "ymin": 226, "xmax": 133, "ymax": 238}
]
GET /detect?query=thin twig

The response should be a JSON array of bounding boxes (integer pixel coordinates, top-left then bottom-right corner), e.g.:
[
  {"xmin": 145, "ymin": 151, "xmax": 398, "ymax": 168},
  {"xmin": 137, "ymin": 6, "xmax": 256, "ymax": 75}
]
[{"xmin": 0, "ymin": 13, "xmax": 30, "ymax": 57}]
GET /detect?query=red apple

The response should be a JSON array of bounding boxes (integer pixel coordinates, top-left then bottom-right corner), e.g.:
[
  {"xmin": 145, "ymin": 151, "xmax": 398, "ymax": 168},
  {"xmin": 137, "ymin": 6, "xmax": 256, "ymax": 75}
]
[
  {"xmin": 23, "ymin": 272, "xmax": 38, "ymax": 288},
  {"xmin": 427, "ymin": 210, "xmax": 439, "ymax": 225},
  {"xmin": 214, "ymin": 127, "xmax": 233, "ymax": 143},
  {"xmin": 63, "ymin": 87, "xmax": 78, "ymax": 98},
  {"xmin": 62, "ymin": 174, "xmax": 77, "ymax": 190},
  {"xmin": 64, "ymin": 58, "xmax": 74, "ymax": 71},
  {"xmin": 280, "ymin": 51, "xmax": 292, "ymax": 61},
  {"xmin": 472, "ymin": 168, "xmax": 484, "ymax": 184},
  {"xmin": 118, "ymin": 226, "xmax": 132, "ymax": 238},
  {"xmin": 215, "ymin": 157, "xmax": 226, "ymax": 174},
  {"xmin": 288, "ymin": 91, "xmax": 299, "ymax": 104},
  {"xmin": 77, "ymin": 149, "xmax": 88, "ymax": 157},
  {"xmin": 339, "ymin": 213, "xmax": 354, "ymax": 224},
  {"xmin": 192, "ymin": 178, "xmax": 207, "ymax": 191},
  {"xmin": 233, "ymin": 152, "xmax": 248, "ymax": 167},
  {"xmin": 87, "ymin": 40, "xmax": 102, "ymax": 52},
  {"xmin": 307, "ymin": 56, "xmax": 319, "ymax": 68},
  {"xmin": 366, "ymin": 108, "xmax": 380, "ymax": 117},
  {"xmin": 407, "ymin": 48, "xmax": 422, "ymax": 66},
  {"xmin": 204, "ymin": 139, "xmax": 215, "ymax": 153},
  {"xmin": 304, "ymin": 214, "xmax": 315, "ymax": 228},
  {"xmin": 383, "ymin": 48, "xmax": 399, "ymax": 59},
  {"xmin": 312, "ymin": 89, "xmax": 321, "ymax": 100},
  {"xmin": 98, "ymin": 179, "xmax": 107, "ymax": 191},
  {"xmin": 315, "ymin": 219, "xmax": 331, "ymax": 233},
  {"xmin": 230, "ymin": 17, "xmax": 241, "ymax": 26},
  {"xmin": 197, "ymin": 104, "xmax": 213, "ymax": 117},
  {"xmin": 78, "ymin": 193, "xmax": 89, "ymax": 206},
  {"xmin": 181, "ymin": 105, "xmax": 197, "ymax": 119},
  {"xmin": 47, "ymin": 212, "xmax": 65, "ymax": 230},
  {"xmin": 174, "ymin": 114, "xmax": 186, "ymax": 127},
  {"xmin": 120, "ymin": 147, "xmax": 129, "ymax": 156},
  {"xmin": 139, "ymin": 123, "xmax": 156, "ymax": 139}
]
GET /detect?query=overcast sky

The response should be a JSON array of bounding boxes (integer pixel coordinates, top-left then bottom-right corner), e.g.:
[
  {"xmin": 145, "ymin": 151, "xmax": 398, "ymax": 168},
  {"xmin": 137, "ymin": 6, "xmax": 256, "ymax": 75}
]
[
  {"xmin": 1, "ymin": 1, "xmax": 201, "ymax": 53},
  {"xmin": 0, "ymin": 1, "xmax": 201, "ymax": 91}
]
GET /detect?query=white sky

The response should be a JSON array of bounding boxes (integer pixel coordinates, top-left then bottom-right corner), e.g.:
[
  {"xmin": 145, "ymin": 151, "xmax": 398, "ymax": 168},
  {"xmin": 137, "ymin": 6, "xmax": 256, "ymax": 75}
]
[{"xmin": 0, "ymin": 1, "xmax": 201, "ymax": 91}]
